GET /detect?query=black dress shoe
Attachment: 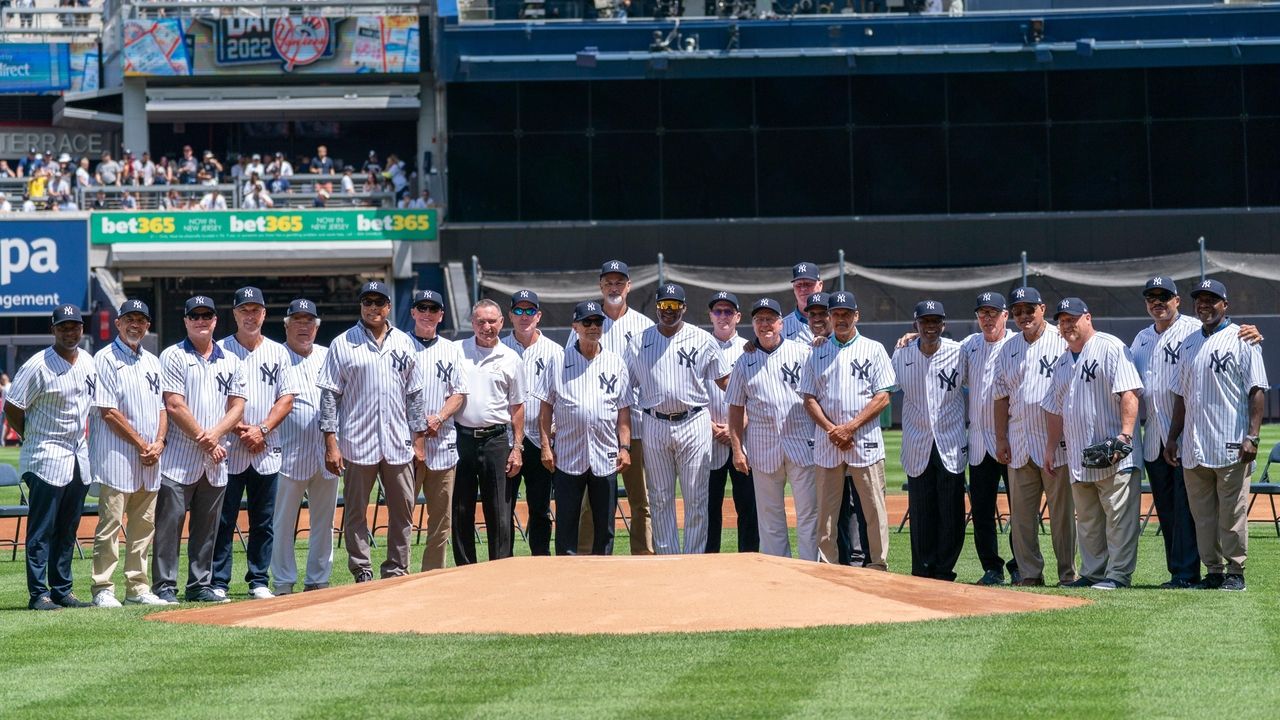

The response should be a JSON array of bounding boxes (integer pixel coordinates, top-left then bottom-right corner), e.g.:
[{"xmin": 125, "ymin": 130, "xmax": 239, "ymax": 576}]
[
  {"xmin": 1195, "ymin": 573, "xmax": 1226, "ymax": 590},
  {"xmin": 53, "ymin": 593, "xmax": 93, "ymax": 608},
  {"xmin": 976, "ymin": 569, "xmax": 1005, "ymax": 586},
  {"xmin": 1060, "ymin": 577, "xmax": 1095, "ymax": 588},
  {"xmin": 354, "ymin": 570, "xmax": 373, "ymax": 584},
  {"xmin": 1159, "ymin": 578, "xmax": 1196, "ymax": 589},
  {"xmin": 29, "ymin": 595, "xmax": 62, "ymax": 611}
]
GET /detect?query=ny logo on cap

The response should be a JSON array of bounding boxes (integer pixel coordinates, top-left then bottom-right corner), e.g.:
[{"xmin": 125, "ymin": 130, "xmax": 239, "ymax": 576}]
[
  {"xmin": 609, "ymin": 261, "xmax": 620, "ymax": 270},
  {"xmin": 195, "ymin": 296, "xmax": 208, "ymax": 305},
  {"xmin": 797, "ymin": 264, "xmax": 807, "ymax": 272},
  {"xmin": 666, "ymin": 285, "xmax": 675, "ymax": 294},
  {"xmin": 982, "ymin": 293, "xmax": 992, "ymax": 301},
  {"xmin": 587, "ymin": 302, "xmax": 597, "ymax": 311},
  {"xmin": 757, "ymin": 299, "xmax": 769, "ymax": 307},
  {"xmin": 925, "ymin": 301, "xmax": 936, "ymax": 310},
  {"xmin": 130, "ymin": 300, "xmax": 143, "ymax": 309},
  {"xmin": 298, "ymin": 300, "xmax": 310, "ymax": 309},
  {"xmin": 519, "ymin": 290, "xmax": 530, "ymax": 298},
  {"xmin": 717, "ymin": 292, "xmax": 728, "ymax": 299},
  {"xmin": 835, "ymin": 293, "xmax": 847, "ymax": 303},
  {"xmin": 242, "ymin": 289, "xmax": 253, "ymax": 298},
  {"xmin": 62, "ymin": 306, "xmax": 74, "ymax": 316},
  {"xmin": 1014, "ymin": 289, "xmax": 1025, "ymax": 298},
  {"xmin": 1201, "ymin": 280, "xmax": 1212, "ymax": 288},
  {"xmin": 369, "ymin": 281, "xmax": 380, "ymax": 290},
  {"xmin": 1060, "ymin": 300, "xmax": 1070, "ymax": 309},
  {"xmin": 1152, "ymin": 277, "xmax": 1163, "ymax": 286}
]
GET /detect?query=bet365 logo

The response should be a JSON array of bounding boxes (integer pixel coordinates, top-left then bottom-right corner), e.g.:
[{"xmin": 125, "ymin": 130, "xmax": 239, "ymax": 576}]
[
  {"xmin": 230, "ymin": 215, "xmax": 303, "ymax": 233},
  {"xmin": 357, "ymin": 213, "xmax": 432, "ymax": 232}
]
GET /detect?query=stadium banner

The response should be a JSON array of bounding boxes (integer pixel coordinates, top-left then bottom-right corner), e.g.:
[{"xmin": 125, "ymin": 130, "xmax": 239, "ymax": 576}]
[
  {"xmin": 0, "ymin": 127, "xmax": 116, "ymax": 158},
  {"xmin": 0, "ymin": 218, "xmax": 89, "ymax": 317},
  {"xmin": 123, "ymin": 16, "xmax": 420, "ymax": 76},
  {"xmin": 0, "ymin": 43, "xmax": 72, "ymax": 94},
  {"xmin": 90, "ymin": 209, "xmax": 438, "ymax": 243}
]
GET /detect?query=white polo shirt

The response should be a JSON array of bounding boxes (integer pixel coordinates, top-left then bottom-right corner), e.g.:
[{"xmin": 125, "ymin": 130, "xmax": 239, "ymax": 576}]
[
  {"xmin": 457, "ymin": 337, "xmax": 525, "ymax": 431},
  {"xmin": 89, "ymin": 338, "xmax": 165, "ymax": 493},
  {"xmin": 7, "ymin": 346, "xmax": 96, "ymax": 487},
  {"xmin": 159, "ymin": 338, "xmax": 247, "ymax": 487}
]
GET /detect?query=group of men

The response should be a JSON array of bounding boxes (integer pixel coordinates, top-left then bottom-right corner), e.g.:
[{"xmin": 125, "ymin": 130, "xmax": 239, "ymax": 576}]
[{"xmin": 6, "ymin": 261, "xmax": 1268, "ymax": 611}]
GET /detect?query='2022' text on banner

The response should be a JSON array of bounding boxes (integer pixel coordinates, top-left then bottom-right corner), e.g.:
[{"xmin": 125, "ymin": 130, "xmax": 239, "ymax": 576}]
[
  {"xmin": 0, "ymin": 218, "xmax": 89, "ymax": 316},
  {"xmin": 90, "ymin": 209, "xmax": 437, "ymax": 244}
]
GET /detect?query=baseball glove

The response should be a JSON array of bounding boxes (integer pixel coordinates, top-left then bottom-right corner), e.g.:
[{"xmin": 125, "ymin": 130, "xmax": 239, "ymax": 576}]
[{"xmin": 1081, "ymin": 436, "xmax": 1133, "ymax": 469}]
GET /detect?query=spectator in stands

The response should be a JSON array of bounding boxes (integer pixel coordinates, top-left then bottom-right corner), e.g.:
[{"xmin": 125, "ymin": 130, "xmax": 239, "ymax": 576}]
[
  {"xmin": 313, "ymin": 188, "xmax": 329, "ymax": 208},
  {"xmin": 91, "ymin": 190, "xmax": 108, "ymax": 210},
  {"xmin": 15, "ymin": 0, "xmax": 36, "ymax": 29},
  {"xmin": 230, "ymin": 156, "xmax": 248, "ymax": 185},
  {"xmin": 340, "ymin": 167, "xmax": 355, "ymax": 196},
  {"xmin": 268, "ymin": 169, "xmax": 290, "ymax": 195},
  {"xmin": 120, "ymin": 190, "xmax": 138, "ymax": 210},
  {"xmin": 22, "ymin": 194, "xmax": 37, "ymax": 212},
  {"xmin": 177, "ymin": 146, "xmax": 198, "ymax": 184},
  {"xmin": 119, "ymin": 151, "xmax": 138, "ymax": 186},
  {"xmin": 75, "ymin": 157, "xmax": 93, "ymax": 189},
  {"xmin": 362, "ymin": 151, "xmax": 382, "ymax": 177},
  {"xmin": 17, "ymin": 148, "xmax": 42, "ymax": 178},
  {"xmin": 199, "ymin": 151, "xmax": 222, "ymax": 185},
  {"xmin": 56, "ymin": 153, "xmax": 73, "ymax": 177},
  {"xmin": 154, "ymin": 155, "xmax": 174, "ymax": 186},
  {"xmin": 96, "ymin": 152, "xmax": 121, "ymax": 187},
  {"xmin": 199, "ymin": 188, "xmax": 227, "ymax": 210},
  {"xmin": 362, "ymin": 169, "xmax": 380, "ymax": 194},
  {"xmin": 135, "ymin": 151, "xmax": 156, "ymax": 186},
  {"xmin": 160, "ymin": 189, "xmax": 184, "ymax": 210},
  {"xmin": 0, "ymin": 192, "xmax": 11, "ymax": 212},
  {"xmin": 268, "ymin": 151, "xmax": 294, "ymax": 178},
  {"xmin": 383, "ymin": 154, "xmax": 408, "ymax": 201},
  {"xmin": 242, "ymin": 183, "xmax": 274, "ymax": 209},
  {"xmin": 246, "ymin": 153, "xmax": 266, "ymax": 180},
  {"xmin": 26, "ymin": 166, "xmax": 50, "ymax": 204},
  {"xmin": 50, "ymin": 172, "xmax": 73, "ymax": 207},
  {"xmin": 407, "ymin": 188, "xmax": 436, "ymax": 209},
  {"xmin": 0, "ymin": 160, "xmax": 13, "ymax": 178},
  {"xmin": 310, "ymin": 145, "xmax": 334, "ymax": 176},
  {"xmin": 58, "ymin": 191, "xmax": 78, "ymax": 212}
]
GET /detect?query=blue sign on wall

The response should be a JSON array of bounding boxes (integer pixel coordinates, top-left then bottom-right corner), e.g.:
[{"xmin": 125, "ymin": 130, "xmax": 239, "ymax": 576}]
[
  {"xmin": 0, "ymin": 218, "xmax": 88, "ymax": 316},
  {"xmin": 0, "ymin": 43, "xmax": 71, "ymax": 94}
]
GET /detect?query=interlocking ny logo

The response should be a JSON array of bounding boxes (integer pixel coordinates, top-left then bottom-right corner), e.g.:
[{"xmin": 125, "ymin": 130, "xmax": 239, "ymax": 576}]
[
  {"xmin": 435, "ymin": 360, "xmax": 454, "ymax": 383},
  {"xmin": 296, "ymin": 300, "xmax": 311, "ymax": 311},
  {"xmin": 130, "ymin": 300, "xmax": 145, "ymax": 310},
  {"xmin": 587, "ymin": 302, "xmax": 597, "ymax": 312},
  {"xmin": 1013, "ymin": 289, "xmax": 1025, "ymax": 299},
  {"xmin": 850, "ymin": 359, "xmax": 871, "ymax": 380},
  {"xmin": 1201, "ymin": 280, "xmax": 1212, "ymax": 289},
  {"xmin": 535, "ymin": 357, "xmax": 546, "ymax": 376},
  {"xmin": 925, "ymin": 301, "xmax": 936, "ymax": 310},
  {"xmin": 259, "ymin": 363, "xmax": 281, "ymax": 386},
  {"xmin": 1151, "ymin": 277, "xmax": 1163, "ymax": 286},
  {"xmin": 1039, "ymin": 355, "xmax": 1058, "ymax": 378},
  {"xmin": 389, "ymin": 350, "xmax": 409, "ymax": 373},
  {"xmin": 609, "ymin": 261, "xmax": 621, "ymax": 271},
  {"xmin": 983, "ymin": 293, "xmax": 992, "ymax": 302},
  {"xmin": 1162, "ymin": 344, "xmax": 1181, "ymax": 365},
  {"xmin": 665, "ymin": 285, "xmax": 676, "ymax": 294},
  {"xmin": 599, "ymin": 372, "xmax": 618, "ymax": 393},
  {"xmin": 797, "ymin": 264, "xmax": 807, "ymax": 273},
  {"xmin": 519, "ymin": 290, "xmax": 530, "ymax": 298},
  {"xmin": 146, "ymin": 371, "xmax": 161, "ymax": 394},
  {"xmin": 624, "ymin": 331, "xmax": 633, "ymax": 344},
  {"xmin": 1060, "ymin": 299, "xmax": 1070, "ymax": 310},
  {"xmin": 835, "ymin": 293, "xmax": 848, "ymax": 303},
  {"xmin": 1209, "ymin": 350, "xmax": 1234, "ymax": 374},
  {"xmin": 717, "ymin": 291, "xmax": 728, "ymax": 299},
  {"xmin": 242, "ymin": 289, "xmax": 254, "ymax": 299},
  {"xmin": 216, "ymin": 372, "xmax": 234, "ymax": 394},
  {"xmin": 677, "ymin": 345, "xmax": 698, "ymax": 369},
  {"xmin": 937, "ymin": 368, "xmax": 958, "ymax": 391},
  {"xmin": 1079, "ymin": 359, "xmax": 1098, "ymax": 382},
  {"xmin": 781, "ymin": 361, "xmax": 801, "ymax": 385},
  {"xmin": 84, "ymin": 375, "xmax": 96, "ymax": 398}
]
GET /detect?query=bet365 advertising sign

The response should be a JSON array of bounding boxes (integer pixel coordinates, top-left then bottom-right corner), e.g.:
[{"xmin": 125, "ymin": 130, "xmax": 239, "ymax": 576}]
[
  {"xmin": 91, "ymin": 209, "xmax": 437, "ymax": 243},
  {"xmin": 0, "ymin": 218, "xmax": 89, "ymax": 316}
]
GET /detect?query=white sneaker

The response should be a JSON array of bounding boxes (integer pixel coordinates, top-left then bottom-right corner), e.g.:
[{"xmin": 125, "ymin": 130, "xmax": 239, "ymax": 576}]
[
  {"xmin": 211, "ymin": 588, "xmax": 228, "ymax": 599},
  {"xmin": 93, "ymin": 590, "xmax": 122, "ymax": 608},
  {"xmin": 249, "ymin": 586, "xmax": 275, "ymax": 600},
  {"xmin": 125, "ymin": 592, "xmax": 170, "ymax": 606}
]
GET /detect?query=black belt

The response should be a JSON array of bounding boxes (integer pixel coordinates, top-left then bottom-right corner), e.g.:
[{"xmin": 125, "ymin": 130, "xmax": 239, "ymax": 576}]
[
  {"xmin": 456, "ymin": 424, "xmax": 507, "ymax": 439},
  {"xmin": 642, "ymin": 406, "xmax": 704, "ymax": 422}
]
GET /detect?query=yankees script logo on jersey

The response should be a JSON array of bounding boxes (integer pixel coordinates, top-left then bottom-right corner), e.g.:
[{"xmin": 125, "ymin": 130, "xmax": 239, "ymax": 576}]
[
  {"xmin": 726, "ymin": 340, "xmax": 816, "ymax": 475},
  {"xmin": 627, "ymin": 323, "xmax": 730, "ymax": 415},
  {"xmin": 503, "ymin": 333, "xmax": 564, "ymax": 450},
  {"xmin": 533, "ymin": 344, "xmax": 632, "ymax": 477},
  {"xmin": 960, "ymin": 329, "xmax": 1014, "ymax": 465},
  {"xmin": 1042, "ymin": 332, "xmax": 1143, "ymax": 483},
  {"xmin": 159, "ymin": 339, "xmax": 247, "ymax": 487},
  {"xmin": 89, "ymin": 337, "xmax": 166, "ymax": 493},
  {"xmin": 799, "ymin": 334, "xmax": 895, "ymax": 469},
  {"xmin": 220, "ymin": 335, "xmax": 300, "ymax": 475},
  {"xmin": 1130, "ymin": 313, "xmax": 1200, "ymax": 463},
  {"xmin": 1173, "ymin": 322, "xmax": 1269, "ymax": 469},
  {"xmin": 6, "ymin": 346, "xmax": 97, "ymax": 488},
  {"xmin": 278, "ymin": 344, "xmax": 339, "ymax": 481},
  {"xmin": 416, "ymin": 335, "xmax": 470, "ymax": 470},
  {"xmin": 994, "ymin": 325, "xmax": 1068, "ymax": 468},
  {"xmin": 893, "ymin": 339, "xmax": 969, "ymax": 477}
]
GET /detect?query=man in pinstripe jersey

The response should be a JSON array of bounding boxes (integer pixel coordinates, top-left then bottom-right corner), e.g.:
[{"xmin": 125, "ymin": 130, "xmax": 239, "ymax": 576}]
[
  {"xmin": 705, "ymin": 291, "xmax": 757, "ymax": 553},
  {"xmin": 784, "ymin": 262, "xmax": 822, "ymax": 343}
]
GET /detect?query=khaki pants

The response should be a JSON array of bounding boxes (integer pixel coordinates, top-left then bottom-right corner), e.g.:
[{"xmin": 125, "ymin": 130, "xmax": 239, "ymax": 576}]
[
  {"xmin": 415, "ymin": 463, "xmax": 456, "ymax": 571},
  {"xmin": 343, "ymin": 461, "xmax": 415, "ymax": 579},
  {"xmin": 90, "ymin": 486, "xmax": 157, "ymax": 598},
  {"xmin": 1008, "ymin": 461, "xmax": 1077, "ymax": 584},
  {"xmin": 816, "ymin": 461, "xmax": 888, "ymax": 571},
  {"xmin": 579, "ymin": 438, "xmax": 654, "ymax": 555},
  {"xmin": 1184, "ymin": 463, "xmax": 1249, "ymax": 575},
  {"xmin": 1071, "ymin": 470, "xmax": 1140, "ymax": 586}
]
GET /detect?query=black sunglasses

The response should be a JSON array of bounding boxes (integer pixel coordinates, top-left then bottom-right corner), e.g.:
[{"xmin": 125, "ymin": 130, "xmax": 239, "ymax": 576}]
[
  {"xmin": 414, "ymin": 303, "xmax": 442, "ymax": 313},
  {"xmin": 186, "ymin": 312, "xmax": 215, "ymax": 321},
  {"xmin": 361, "ymin": 297, "xmax": 388, "ymax": 308},
  {"xmin": 578, "ymin": 318, "xmax": 604, "ymax": 327}
]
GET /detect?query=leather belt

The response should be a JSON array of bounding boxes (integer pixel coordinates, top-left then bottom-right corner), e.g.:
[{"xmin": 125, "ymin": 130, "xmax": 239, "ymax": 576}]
[
  {"xmin": 642, "ymin": 406, "xmax": 704, "ymax": 422},
  {"xmin": 456, "ymin": 424, "xmax": 507, "ymax": 439}
]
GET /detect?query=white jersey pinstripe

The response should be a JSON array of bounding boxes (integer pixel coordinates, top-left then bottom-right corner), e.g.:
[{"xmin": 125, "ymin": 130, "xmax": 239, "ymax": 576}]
[
  {"xmin": 707, "ymin": 332, "xmax": 745, "ymax": 468},
  {"xmin": 502, "ymin": 332, "xmax": 564, "ymax": 449},
  {"xmin": 219, "ymin": 335, "xmax": 300, "ymax": 475},
  {"xmin": 89, "ymin": 338, "xmax": 165, "ymax": 492},
  {"xmin": 6, "ymin": 347, "xmax": 95, "ymax": 486},
  {"xmin": 993, "ymin": 326, "xmax": 1068, "ymax": 469},
  {"xmin": 725, "ymin": 338, "xmax": 815, "ymax": 474},
  {"xmin": 626, "ymin": 322, "xmax": 731, "ymax": 413},
  {"xmin": 159, "ymin": 339, "xmax": 247, "ymax": 487},
  {"xmin": 571, "ymin": 306, "xmax": 655, "ymax": 435},
  {"xmin": 278, "ymin": 344, "xmax": 338, "ymax": 482},
  {"xmin": 1130, "ymin": 313, "xmax": 1200, "ymax": 463},
  {"xmin": 798, "ymin": 332, "xmax": 896, "ymax": 469},
  {"xmin": 892, "ymin": 338, "xmax": 969, "ymax": 476},
  {"xmin": 533, "ymin": 342, "xmax": 632, "ymax": 476},
  {"xmin": 1172, "ymin": 321, "xmax": 1269, "ymax": 469},
  {"xmin": 960, "ymin": 329, "xmax": 1014, "ymax": 464},
  {"xmin": 783, "ymin": 310, "xmax": 814, "ymax": 344},
  {"xmin": 415, "ymin": 336, "xmax": 469, "ymax": 470},
  {"xmin": 1041, "ymin": 332, "xmax": 1143, "ymax": 483},
  {"xmin": 316, "ymin": 323, "xmax": 425, "ymax": 466}
]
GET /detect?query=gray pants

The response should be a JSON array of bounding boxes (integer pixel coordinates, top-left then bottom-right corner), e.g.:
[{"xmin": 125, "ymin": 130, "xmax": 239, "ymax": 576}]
[
  {"xmin": 1072, "ymin": 469, "xmax": 1140, "ymax": 586},
  {"xmin": 343, "ymin": 461, "xmax": 416, "ymax": 579},
  {"xmin": 151, "ymin": 475, "xmax": 226, "ymax": 598},
  {"xmin": 271, "ymin": 470, "xmax": 340, "ymax": 593}
]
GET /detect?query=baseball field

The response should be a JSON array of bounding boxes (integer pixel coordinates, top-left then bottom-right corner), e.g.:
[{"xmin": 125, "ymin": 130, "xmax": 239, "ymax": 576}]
[{"xmin": 3, "ymin": 429, "xmax": 1280, "ymax": 718}]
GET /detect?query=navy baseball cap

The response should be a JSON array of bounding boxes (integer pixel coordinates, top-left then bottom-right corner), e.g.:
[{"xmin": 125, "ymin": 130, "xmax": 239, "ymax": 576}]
[
  {"xmin": 792, "ymin": 262, "xmax": 820, "ymax": 281},
  {"xmin": 286, "ymin": 298, "xmax": 319, "ymax": 318},
  {"xmin": 510, "ymin": 289, "xmax": 539, "ymax": 308},
  {"xmin": 708, "ymin": 291, "xmax": 739, "ymax": 310},
  {"xmin": 1053, "ymin": 297, "xmax": 1089, "ymax": 320},
  {"xmin": 234, "ymin": 286, "xmax": 265, "ymax": 308},
  {"xmin": 412, "ymin": 289, "xmax": 444, "ymax": 307},
  {"xmin": 656, "ymin": 284, "xmax": 687, "ymax": 303},
  {"xmin": 600, "ymin": 260, "xmax": 630, "ymax": 278},
  {"xmin": 914, "ymin": 300, "xmax": 945, "ymax": 319},
  {"xmin": 573, "ymin": 300, "xmax": 606, "ymax": 322},
  {"xmin": 184, "ymin": 295, "xmax": 216, "ymax": 315},
  {"xmin": 51, "ymin": 303, "xmax": 84, "ymax": 326},
  {"xmin": 1009, "ymin": 287, "xmax": 1043, "ymax": 305},
  {"xmin": 828, "ymin": 291, "xmax": 857, "ymax": 311},
  {"xmin": 359, "ymin": 280, "xmax": 389, "ymax": 300},
  {"xmin": 805, "ymin": 292, "xmax": 830, "ymax": 310},
  {"xmin": 1144, "ymin": 276, "xmax": 1178, "ymax": 296},
  {"xmin": 975, "ymin": 292, "xmax": 1007, "ymax": 311},
  {"xmin": 118, "ymin": 298, "xmax": 151, "ymax": 320},
  {"xmin": 1190, "ymin": 278, "xmax": 1228, "ymax": 301},
  {"xmin": 751, "ymin": 297, "xmax": 783, "ymax": 316}
]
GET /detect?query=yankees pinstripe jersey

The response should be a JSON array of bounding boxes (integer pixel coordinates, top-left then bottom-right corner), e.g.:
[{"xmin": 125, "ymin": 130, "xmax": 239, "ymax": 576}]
[
  {"xmin": 219, "ymin": 335, "xmax": 300, "ymax": 475},
  {"xmin": 707, "ymin": 332, "xmax": 746, "ymax": 468},
  {"xmin": 159, "ymin": 339, "xmax": 248, "ymax": 487},
  {"xmin": 783, "ymin": 310, "xmax": 814, "ymax": 344},
  {"xmin": 415, "ymin": 335, "xmax": 469, "ymax": 471},
  {"xmin": 799, "ymin": 333, "xmax": 896, "ymax": 469},
  {"xmin": 533, "ymin": 342, "xmax": 632, "ymax": 476},
  {"xmin": 89, "ymin": 338, "xmax": 165, "ymax": 492},
  {"xmin": 571, "ymin": 307, "xmax": 655, "ymax": 434},
  {"xmin": 993, "ymin": 325, "xmax": 1068, "ymax": 469},
  {"xmin": 1130, "ymin": 313, "xmax": 1200, "ymax": 463},
  {"xmin": 502, "ymin": 333, "xmax": 564, "ymax": 449},
  {"xmin": 1172, "ymin": 321, "xmax": 1269, "ymax": 469},
  {"xmin": 960, "ymin": 329, "xmax": 1015, "ymax": 465},
  {"xmin": 6, "ymin": 347, "xmax": 95, "ymax": 486},
  {"xmin": 725, "ymin": 339, "xmax": 815, "ymax": 474},
  {"xmin": 892, "ymin": 338, "xmax": 969, "ymax": 476},
  {"xmin": 1041, "ymin": 332, "xmax": 1143, "ymax": 483},
  {"xmin": 278, "ymin": 344, "xmax": 338, "ymax": 482},
  {"xmin": 457, "ymin": 338, "xmax": 526, "ymax": 430},
  {"xmin": 316, "ymin": 323, "xmax": 426, "ymax": 466},
  {"xmin": 627, "ymin": 323, "xmax": 731, "ymax": 414}
]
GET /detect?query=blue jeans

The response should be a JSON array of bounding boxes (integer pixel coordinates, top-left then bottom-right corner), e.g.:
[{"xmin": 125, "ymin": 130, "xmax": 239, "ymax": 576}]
[
  {"xmin": 212, "ymin": 467, "xmax": 277, "ymax": 591},
  {"xmin": 24, "ymin": 467, "xmax": 89, "ymax": 600}
]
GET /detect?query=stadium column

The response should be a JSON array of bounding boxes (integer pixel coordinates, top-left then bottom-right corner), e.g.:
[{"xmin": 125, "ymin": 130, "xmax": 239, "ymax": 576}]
[
  {"xmin": 122, "ymin": 77, "xmax": 149, "ymax": 158},
  {"xmin": 418, "ymin": 56, "xmax": 445, "ymax": 212}
]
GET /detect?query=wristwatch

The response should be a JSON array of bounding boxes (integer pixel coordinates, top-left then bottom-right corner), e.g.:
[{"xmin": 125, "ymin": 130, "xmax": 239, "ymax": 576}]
[
  {"xmin": 259, "ymin": 424, "xmax": 270, "ymax": 436},
  {"xmin": 1245, "ymin": 434, "xmax": 1260, "ymax": 446}
]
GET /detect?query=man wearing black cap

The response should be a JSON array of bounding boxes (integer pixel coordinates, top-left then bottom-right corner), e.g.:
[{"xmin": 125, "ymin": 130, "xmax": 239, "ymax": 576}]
[
  {"xmin": 1166, "ymin": 279, "xmax": 1269, "ymax": 592},
  {"xmin": 409, "ymin": 289, "xmax": 469, "ymax": 571},
  {"xmin": 502, "ymin": 289, "xmax": 564, "ymax": 556},
  {"xmin": 88, "ymin": 299, "xmax": 169, "ymax": 607},
  {"xmin": 784, "ymin": 262, "xmax": 823, "ymax": 343},
  {"xmin": 627, "ymin": 283, "xmax": 731, "ymax": 554},
  {"xmin": 705, "ymin": 291, "xmax": 758, "ymax": 553},
  {"xmin": 5, "ymin": 304, "xmax": 97, "ymax": 610},
  {"xmin": 318, "ymin": 280, "xmax": 428, "ymax": 582}
]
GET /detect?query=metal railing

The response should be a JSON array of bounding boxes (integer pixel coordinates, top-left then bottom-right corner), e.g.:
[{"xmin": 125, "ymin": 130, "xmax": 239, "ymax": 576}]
[
  {"xmin": 0, "ymin": 5, "xmax": 104, "ymax": 39},
  {"xmin": 69, "ymin": 182, "xmax": 394, "ymax": 210},
  {"xmin": 123, "ymin": 0, "xmax": 425, "ymax": 19}
]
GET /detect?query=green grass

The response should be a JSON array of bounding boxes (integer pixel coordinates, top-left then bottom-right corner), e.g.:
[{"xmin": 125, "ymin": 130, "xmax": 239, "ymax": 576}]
[{"xmin": 4, "ymin": 434, "xmax": 1280, "ymax": 717}]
